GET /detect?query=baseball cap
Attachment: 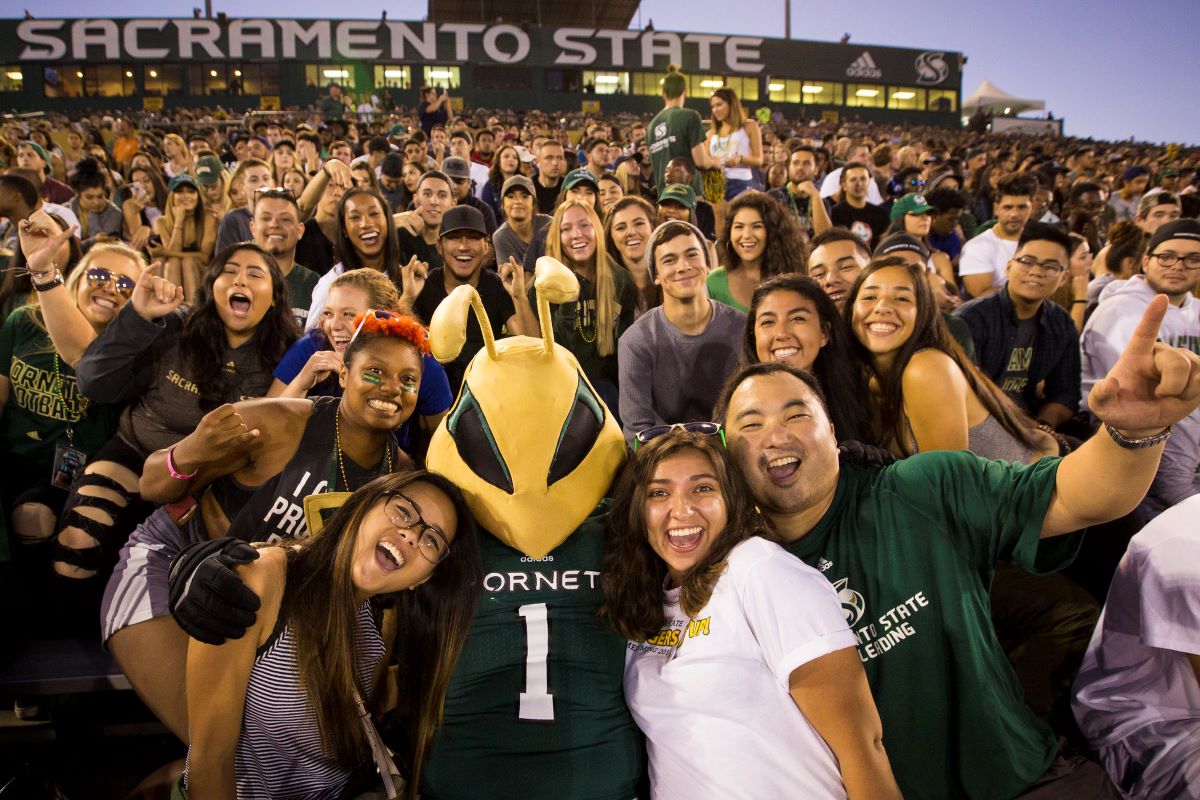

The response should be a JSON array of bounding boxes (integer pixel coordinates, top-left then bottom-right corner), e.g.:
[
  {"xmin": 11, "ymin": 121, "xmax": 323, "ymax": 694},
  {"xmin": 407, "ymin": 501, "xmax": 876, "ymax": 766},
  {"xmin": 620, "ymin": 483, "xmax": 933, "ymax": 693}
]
[
  {"xmin": 367, "ymin": 136, "xmax": 392, "ymax": 154},
  {"xmin": 514, "ymin": 145, "xmax": 535, "ymax": 164},
  {"xmin": 658, "ymin": 183, "xmax": 696, "ymax": 210},
  {"xmin": 1121, "ymin": 166, "xmax": 1149, "ymax": 182},
  {"xmin": 272, "ymin": 138, "xmax": 296, "ymax": 150},
  {"xmin": 1138, "ymin": 190, "xmax": 1180, "ymax": 218},
  {"xmin": 439, "ymin": 205, "xmax": 488, "ymax": 238},
  {"xmin": 193, "ymin": 155, "xmax": 224, "ymax": 186},
  {"xmin": 168, "ymin": 174, "xmax": 199, "ymax": 193},
  {"xmin": 381, "ymin": 152, "xmax": 406, "ymax": 178},
  {"xmin": 890, "ymin": 193, "xmax": 935, "ymax": 221},
  {"xmin": 562, "ymin": 168, "xmax": 599, "ymax": 192},
  {"xmin": 19, "ymin": 141, "xmax": 49, "ymax": 171},
  {"xmin": 1146, "ymin": 219, "xmax": 1200, "ymax": 254},
  {"xmin": 874, "ymin": 233, "xmax": 930, "ymax": 260},
  {"xmin": 501, "ymin": 174, "xmax": 536, "ymax": 198},
  {"xmin": 441, "ymin": 157, "xmax": 471, "ymax": 181}
]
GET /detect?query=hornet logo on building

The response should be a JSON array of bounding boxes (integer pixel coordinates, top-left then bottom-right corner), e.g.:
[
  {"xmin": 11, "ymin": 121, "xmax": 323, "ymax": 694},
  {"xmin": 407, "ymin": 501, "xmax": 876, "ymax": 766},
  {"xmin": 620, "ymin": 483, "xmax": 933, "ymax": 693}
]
[
  {"xmin": 914, "ymin": 51, "xmax": 950, "ymax": 85},
  {"xmin": 845, "ymin": 51, "xmax": 882, "ymax": 79},
  {"xmin": 833, "ymin": 577, "xmax": 866, "ymax": 627}
]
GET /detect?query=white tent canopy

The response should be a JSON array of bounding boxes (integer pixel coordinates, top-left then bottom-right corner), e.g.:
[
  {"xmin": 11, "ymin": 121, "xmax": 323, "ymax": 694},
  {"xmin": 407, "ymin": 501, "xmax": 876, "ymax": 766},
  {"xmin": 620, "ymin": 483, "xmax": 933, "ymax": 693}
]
[{"xmin": 963, "ymin": 80, "xmax": 1045, "ymax": 115}]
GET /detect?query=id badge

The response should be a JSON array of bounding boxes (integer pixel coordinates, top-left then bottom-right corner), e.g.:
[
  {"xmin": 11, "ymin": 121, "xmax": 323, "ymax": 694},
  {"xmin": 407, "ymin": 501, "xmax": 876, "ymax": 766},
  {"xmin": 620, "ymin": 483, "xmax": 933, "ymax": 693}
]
[{"xmin": 52, "ymin": 441, "xmax": 88, "ymax": 490}]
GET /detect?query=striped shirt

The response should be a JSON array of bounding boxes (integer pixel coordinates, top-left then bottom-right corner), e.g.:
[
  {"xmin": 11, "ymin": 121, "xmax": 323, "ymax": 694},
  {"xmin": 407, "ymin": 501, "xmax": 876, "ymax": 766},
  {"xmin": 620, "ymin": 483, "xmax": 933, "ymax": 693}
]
[{"xmin": 186, "ymin": 600, "xmax": 385, "ymax": 799}]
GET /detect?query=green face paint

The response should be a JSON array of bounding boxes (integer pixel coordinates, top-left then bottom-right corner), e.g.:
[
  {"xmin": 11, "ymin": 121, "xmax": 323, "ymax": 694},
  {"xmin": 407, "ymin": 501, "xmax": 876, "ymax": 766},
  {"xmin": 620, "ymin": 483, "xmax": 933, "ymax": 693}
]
[{"xmin": 361, "ymin": 373, "xmax": 383, "ymax": 385}]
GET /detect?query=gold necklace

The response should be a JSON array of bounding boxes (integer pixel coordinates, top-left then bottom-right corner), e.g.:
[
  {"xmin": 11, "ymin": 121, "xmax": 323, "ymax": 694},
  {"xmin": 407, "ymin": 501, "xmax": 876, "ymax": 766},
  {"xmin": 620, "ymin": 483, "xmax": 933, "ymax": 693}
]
[
  {"xmin": 334, "ymin": 407, "xmax": 393, "ymax": 492},
  {"xmin": 574, "ymin": 298, "xmax": 597, "ymax": 344}
]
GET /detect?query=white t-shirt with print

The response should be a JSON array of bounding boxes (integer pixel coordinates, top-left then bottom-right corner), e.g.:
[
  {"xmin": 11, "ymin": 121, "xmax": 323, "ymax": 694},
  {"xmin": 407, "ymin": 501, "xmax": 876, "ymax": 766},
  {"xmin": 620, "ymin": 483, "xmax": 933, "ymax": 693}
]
[
  {"xmin": 624, "ymin": 536, "xmax": 858, "ymax": 800},
  {"xmin": 957, "ymin": 227, "xmax": 1018, "ymax": 289},
  {"xmin": 1073, "ymin": 495, "xmax": 1200, "ymax": 769}
]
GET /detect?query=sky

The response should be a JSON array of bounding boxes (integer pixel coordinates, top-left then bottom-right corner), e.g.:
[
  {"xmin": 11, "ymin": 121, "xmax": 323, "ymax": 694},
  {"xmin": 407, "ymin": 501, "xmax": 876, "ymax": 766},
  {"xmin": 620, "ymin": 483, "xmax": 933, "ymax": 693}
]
[{"xmin": 2, "ymin": 0, "xmax": 1196, "ymax": 145}]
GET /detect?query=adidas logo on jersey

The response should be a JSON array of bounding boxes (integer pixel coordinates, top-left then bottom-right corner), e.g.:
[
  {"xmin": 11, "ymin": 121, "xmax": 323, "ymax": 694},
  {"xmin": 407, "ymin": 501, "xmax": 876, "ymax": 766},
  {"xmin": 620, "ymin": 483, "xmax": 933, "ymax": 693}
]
[{"xmin": 846, "ymin": 51, "xmax": 882, "ymax": 79}]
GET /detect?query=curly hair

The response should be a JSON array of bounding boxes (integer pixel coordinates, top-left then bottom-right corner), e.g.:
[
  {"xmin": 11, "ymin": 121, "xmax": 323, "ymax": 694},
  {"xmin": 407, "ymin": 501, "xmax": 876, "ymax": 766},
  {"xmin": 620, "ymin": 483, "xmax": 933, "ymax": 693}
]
[
  {"xmin": 719, "ymin": 191, "xmax": 808, "ymax": 278},
  {"xmin": 599, "ymin": 431, "xmax": 776, "ymax": 641},
  {"xmin": 344, "ymin": 311, "xmax": 431, "ymax": 362}
]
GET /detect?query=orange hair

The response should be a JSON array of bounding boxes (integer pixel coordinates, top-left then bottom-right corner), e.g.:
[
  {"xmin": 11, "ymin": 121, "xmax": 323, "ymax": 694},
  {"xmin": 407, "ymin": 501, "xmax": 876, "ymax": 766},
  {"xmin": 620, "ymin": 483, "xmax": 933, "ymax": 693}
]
[{"xmin": 350, "ymin": 312, "xmax": 432, "ymax": 356}]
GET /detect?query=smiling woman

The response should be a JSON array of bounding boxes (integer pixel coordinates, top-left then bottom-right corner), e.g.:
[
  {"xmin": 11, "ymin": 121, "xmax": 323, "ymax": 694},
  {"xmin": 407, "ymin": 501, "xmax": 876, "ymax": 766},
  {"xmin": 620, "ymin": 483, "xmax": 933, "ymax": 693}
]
[
  {"xmin": 600, "ymin": 430, "xmax": 901, "ymax": 799},
  {"xmin": 708, "ymin": 190, "xmax": 807, "ymax": 312}
]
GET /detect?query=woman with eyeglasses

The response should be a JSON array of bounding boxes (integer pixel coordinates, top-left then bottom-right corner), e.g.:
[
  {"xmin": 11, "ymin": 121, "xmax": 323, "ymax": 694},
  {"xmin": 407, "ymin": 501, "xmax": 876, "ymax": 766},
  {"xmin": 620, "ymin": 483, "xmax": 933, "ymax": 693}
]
[
  {"xmin": 103, "ymin": 310, "xmax": 429, "ymax": 743},
  {"xmin": 1, "ymin": 219, "xmax": 144, "ymax": 606},
  {"xmin": 742, "ymin": 274, "xmax": 874, "ymax": 444},
  {"xmin": 153, "ymin": 174, "xmax": 217, "ymax": 302},
  {"xmin": 269, "ymin": 268, "xmax": 452, "ymax": 456},
  {"xmin": 48, "ymin": 243, "xmax": 298, "ymax": 634},
  {"xmin": 183, "ymin": 469, "xmax": 481, "ymax": 798},
  {"xmin": 601, "ymin": 428, "xmax": 900, "ymax": 800},
  {"xmin": 845, "ymin": 257, "xmax": 1054, "ymax": 462}
]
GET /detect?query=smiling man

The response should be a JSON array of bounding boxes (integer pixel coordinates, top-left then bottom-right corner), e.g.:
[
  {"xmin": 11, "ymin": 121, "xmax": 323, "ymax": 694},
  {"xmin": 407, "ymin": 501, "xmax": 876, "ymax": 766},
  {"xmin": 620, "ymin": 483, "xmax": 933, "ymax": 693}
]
[
  {"xmin": 250, "ymin": 188, "xmax": 316, "ymax": 327},
  {"xmin": 959, "ymin": 174, "xmax": 1037, "ymax": 298},
  {"xmin": 955, "ymin": 222, "xmax": 1081, "ymax": 428},
  {"xmin": 617, "ymin": 220, "xmax": 745, "ymax": 444},
  {"xmin": 717, "ymin": 297, "xmax": 1200, "ymax": 796},
  {"xmin": 807, "ymin": 227, "xmax": 871, "ymax": 311}
]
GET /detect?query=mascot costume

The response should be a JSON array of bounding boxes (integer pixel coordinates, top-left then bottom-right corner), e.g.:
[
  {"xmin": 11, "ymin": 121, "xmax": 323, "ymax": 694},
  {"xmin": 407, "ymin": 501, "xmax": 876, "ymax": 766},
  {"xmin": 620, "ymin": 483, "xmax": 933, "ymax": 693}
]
[{"xmin": 168, "ymin": 259, "xmax": 642, "ymax": 799}]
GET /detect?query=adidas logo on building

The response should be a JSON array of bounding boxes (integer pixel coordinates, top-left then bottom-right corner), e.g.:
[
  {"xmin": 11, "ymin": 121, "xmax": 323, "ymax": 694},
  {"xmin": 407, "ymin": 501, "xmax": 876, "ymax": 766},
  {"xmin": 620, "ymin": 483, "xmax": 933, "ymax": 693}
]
[{"xmin": 846, "ymin": 51, "xmax": 882, "ymax": 79}]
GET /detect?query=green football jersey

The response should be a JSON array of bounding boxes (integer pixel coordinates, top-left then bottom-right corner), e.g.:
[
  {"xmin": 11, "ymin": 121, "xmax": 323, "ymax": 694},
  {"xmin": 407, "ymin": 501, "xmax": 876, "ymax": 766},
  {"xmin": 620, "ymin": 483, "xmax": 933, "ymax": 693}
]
[
  {"xmin": 420, "ymin": 502, "xmax": 642, "ymax": 799},
  {"xmin": 787, "ymin": 452, "xmax": 1082, "ymax": 800}
]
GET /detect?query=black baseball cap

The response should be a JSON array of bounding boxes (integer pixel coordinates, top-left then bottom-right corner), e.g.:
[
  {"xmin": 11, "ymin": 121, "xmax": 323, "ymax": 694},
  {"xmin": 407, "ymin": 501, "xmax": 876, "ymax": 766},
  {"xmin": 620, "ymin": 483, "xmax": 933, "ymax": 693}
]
[
  {"xmin": 1147, "ymin": 219, "xmax": 1200, "ymax": 254},
  {"xmin": 439, "ymin": 205, "xmax": 488, "ymax": 238}
]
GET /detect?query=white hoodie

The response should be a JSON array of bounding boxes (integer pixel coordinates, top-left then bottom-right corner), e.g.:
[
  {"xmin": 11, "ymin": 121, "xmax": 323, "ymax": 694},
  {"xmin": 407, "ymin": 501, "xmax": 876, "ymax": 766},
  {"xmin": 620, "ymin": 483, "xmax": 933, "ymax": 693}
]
[{"xmin": 1081, "ymin": 275, "xmax": 1200, "ymax": 513}]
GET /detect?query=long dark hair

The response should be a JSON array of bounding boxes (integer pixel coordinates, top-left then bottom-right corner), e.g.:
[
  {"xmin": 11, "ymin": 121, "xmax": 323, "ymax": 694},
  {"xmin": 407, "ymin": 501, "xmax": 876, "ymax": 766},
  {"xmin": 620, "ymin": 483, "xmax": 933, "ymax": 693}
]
[
  {"xmin": 487, "ymin": 144, "xmax": 520, "ymax": 190},
  {"xmin": 179, "ymin": 242, "xmax": 299, "ymax": 411},
  {"xmin": 599, "ymin": 431, "xmax": 775, "ymax": 641},
  {"xmin": 603, "ymin": 195, "xmax": 662, "ymax": 311},
  {"xmin": 742, "ymin": 274, "xmax": 874, "ymax": 443},
  {"xmin": 285, "ymin": 470, "xmax": 481, "ymax": 795},
  {"xmin": 844, "ymin": 257, "xmax": 1039, "ymax": 454},
  {"xmin": 720, "ymin": 191, "xmax": 808, "ymax": 278},
  {"xmin": 333, "ymin": 187, "xmax": 404, "ymax": 289}
]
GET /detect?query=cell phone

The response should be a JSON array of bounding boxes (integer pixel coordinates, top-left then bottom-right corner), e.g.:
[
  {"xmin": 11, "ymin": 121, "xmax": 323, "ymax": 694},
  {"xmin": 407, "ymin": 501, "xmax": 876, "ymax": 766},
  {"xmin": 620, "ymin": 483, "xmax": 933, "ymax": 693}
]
[{"xmin": 130, "ymin": 182, "xmax": 147, "ymax": 201}]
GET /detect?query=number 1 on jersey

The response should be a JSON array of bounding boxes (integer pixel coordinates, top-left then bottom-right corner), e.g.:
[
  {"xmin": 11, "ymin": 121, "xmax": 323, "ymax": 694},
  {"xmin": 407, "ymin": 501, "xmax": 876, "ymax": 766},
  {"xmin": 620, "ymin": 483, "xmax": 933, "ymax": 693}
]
[{"xmin": 518, "ymin": 603, "xmax": 555, "ymax": 721}]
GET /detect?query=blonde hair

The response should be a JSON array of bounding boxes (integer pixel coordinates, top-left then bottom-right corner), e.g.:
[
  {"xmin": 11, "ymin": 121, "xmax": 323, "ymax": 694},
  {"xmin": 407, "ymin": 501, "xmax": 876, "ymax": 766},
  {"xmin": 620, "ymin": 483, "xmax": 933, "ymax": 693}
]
[
  {"xmin": 545, "ymin": 200, "xmax": 619, "ymax": 357},
  {"xmin": 329, "ymin": 268, "xmax": 403, "ymax": 313}
]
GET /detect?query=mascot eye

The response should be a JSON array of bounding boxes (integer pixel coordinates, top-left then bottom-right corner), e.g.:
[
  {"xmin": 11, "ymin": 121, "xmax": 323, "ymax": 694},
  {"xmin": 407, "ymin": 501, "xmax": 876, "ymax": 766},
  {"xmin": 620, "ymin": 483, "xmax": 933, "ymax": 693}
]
[
  {"xmin": 547, "ymin": 376, "xmax": 605, "ymax": 486},
  {"xmin": 447, "ymin": 384, "xmax": 514, "ymax": 494}
]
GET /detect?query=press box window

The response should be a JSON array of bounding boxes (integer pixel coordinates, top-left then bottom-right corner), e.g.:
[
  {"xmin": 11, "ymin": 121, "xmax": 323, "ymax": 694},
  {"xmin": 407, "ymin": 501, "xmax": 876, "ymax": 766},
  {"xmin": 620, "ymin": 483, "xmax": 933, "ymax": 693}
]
[
  {"xmin": 44, "ymin": 66, "xmax": 83, "ymax": 98},
  {"xmin": 928, "ymin": 90, "xmax": 957, "ymax": 112},
  {"xmin": 0, "ymin": 67, "xmax": 23, "ymax": 93},
  {"xmin": 798, "ymin": 81, "xmax": 844, "ymax": 106},
  {"xmin": 422, "ymin": 65, "xmax": 460, "ymax": 91},
  {"xmin": 374, "ymin": 65, "xmax": 412, "ymax": 89},
  {"xmin": 631, "ymin": 72, "xmax": 663, "ymax": 97},
  {"xmin": 887, "ymin": 87, "xmax": 926, "ymax": 110},
  {"xmin": 143, "ymin": 65, "xmax": 183, "ymax": 97},
  {"xmin": 845, "ymin": 83, "xmax": 885, "ymax": 108},
  {"xmin": 239, "ymin": 64, "xmax": 279, "ymax": 95},
  {"xmin": 767, "ymin": 79, "xmax": 800, "ymax": 103},
  {"xmin": 306, "ymin": 64, "xmax": 357, "ymax": 91},
  {"xmin": 582, "ymin": 71, "xmax": 628, "ymax": 95},
  {"xmin": 475, "ymin": 67, "xmax": 532, "ymax": 92},
  {"xmin": 688, "ymin": 74, "xmax": 758, "ymax": 103}
]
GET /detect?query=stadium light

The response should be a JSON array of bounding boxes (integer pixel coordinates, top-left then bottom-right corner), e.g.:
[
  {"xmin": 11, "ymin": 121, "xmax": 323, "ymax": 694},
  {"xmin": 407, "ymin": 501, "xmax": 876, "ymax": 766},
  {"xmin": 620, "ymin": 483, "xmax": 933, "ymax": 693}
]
[
  {"xmin": 802, "ymin": 85, "xmax": 824, "ymax": 94},
  {"xmin": 6, "ymin": 71, "xmax": 22, "ymax": 81},
  {"xmin": 700, "ymin": 79, "xmax": 724, "ymax": 88},
  {"xmin": 595, "ymin": 75, "xmax": 620, "ymax": 84},
  {"xmin": 323, "ymin": 69, "xmax": 349, "ymax": 78},
  {"xmin": 149, "ymin": 70, "xmax": 158, "ymax": 78},
  {"xmin": 856, "ymin": 88, "xmax": 879, "ymax": 97},
  {"xmin": 893, "ymin": 91, "xmax": 915, "ymax": 100},
  {"xmin": 428, "ymin": 69, "xmax": 454, "ymax": 78},
  {"xmin": 384, "ymin": 69, "xmax": 406, "ymax": 78},
  {"xmin": 768, "ymin": 83, "xmax": 784, "ymax": 91}
]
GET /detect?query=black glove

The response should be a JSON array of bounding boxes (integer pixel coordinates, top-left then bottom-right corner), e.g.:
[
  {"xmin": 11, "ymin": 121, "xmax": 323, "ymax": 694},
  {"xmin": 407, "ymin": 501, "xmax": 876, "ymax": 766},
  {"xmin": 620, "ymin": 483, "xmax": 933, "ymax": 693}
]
[
  {"xmin": 167, "ymin": 537, "xmax": 261, "ymax": 645},
  {"xmin": 838, "ymin": 440, "xmax": 897, "ymax": 470}
]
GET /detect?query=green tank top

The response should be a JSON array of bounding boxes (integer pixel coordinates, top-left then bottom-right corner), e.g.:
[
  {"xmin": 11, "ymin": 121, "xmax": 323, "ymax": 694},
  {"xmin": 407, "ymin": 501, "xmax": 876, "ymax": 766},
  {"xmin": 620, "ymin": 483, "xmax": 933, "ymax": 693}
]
[
  {"xmin": 419, "ymin": 502, "xmax": 642, "ymax": 800},
  {"xmin": 705, "ymin": 267, "xmax": 748, "ymax": 313}
]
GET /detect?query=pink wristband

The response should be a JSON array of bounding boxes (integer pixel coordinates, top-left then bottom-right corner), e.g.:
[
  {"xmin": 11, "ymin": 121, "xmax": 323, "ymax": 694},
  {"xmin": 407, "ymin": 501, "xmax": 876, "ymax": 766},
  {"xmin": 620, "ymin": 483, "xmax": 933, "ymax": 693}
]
[{"xmin": 166, "ymin": 445, "xmax": 198, "ymax": 481}]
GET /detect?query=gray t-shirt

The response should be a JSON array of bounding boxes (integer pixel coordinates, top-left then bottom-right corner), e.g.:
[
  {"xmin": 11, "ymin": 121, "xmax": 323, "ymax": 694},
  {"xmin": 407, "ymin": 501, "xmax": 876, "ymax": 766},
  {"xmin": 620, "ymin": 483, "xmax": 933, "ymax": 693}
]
[
  {"xmin": 493, "ymin": 214, "xmax": 551, "ymax": 267},
  {"xmin": 617, "ymin": 300, "xmax": 746, "ymax": 442}
]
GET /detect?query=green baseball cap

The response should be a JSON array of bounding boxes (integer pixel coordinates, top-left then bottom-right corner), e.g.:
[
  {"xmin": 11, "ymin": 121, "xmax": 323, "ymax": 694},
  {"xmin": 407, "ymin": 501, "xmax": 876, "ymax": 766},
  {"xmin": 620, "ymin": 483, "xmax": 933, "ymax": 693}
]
[
  {"xmin": 890, "ymin": 192, "xmax": 935, "ymax": 221},
  {"xmin": 562, "ymin": 168, "xmax": 600, "ymax": 192},
  {"xmin": 658, "ymin": 183, "xmax": 696, "ymax": 210},
  {"xmin": 193, "ymin": 155, "xmax": 224, "ymax": 186},
  {"xmin": 19, "ymin": 140, "xmax": 50, "ymax": 173}
]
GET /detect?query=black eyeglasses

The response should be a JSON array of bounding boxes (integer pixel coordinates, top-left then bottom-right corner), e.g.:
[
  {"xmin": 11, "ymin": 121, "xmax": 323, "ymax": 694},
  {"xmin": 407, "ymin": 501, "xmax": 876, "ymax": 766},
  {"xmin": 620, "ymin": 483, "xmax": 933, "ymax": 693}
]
[
  {"xmin": 632, "ymin": 422, "xmax": 725, "ymax": 451},
  {"xmin": 384, "ymin": 492, "xmax": 451, "ymax": 565},
  {"xmin": 1150, "ymin": 252, "xmax": 1200, "ymax": 271},
  {"xmin": 1010, "ymin": 255, "xmax": 1067, "ymax": 275},
  {"xmin": 86, "ymin": 267, "xmax": 136, "ymax": 298}
]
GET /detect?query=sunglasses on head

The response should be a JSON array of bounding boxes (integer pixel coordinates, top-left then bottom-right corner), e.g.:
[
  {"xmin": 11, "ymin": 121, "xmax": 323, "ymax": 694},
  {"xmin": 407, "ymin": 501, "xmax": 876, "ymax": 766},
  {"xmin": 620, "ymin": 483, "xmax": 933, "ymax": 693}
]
[
  {"xmin": 86, "ymin": 267, "xmax": 136, "ymax": 298},
  {"xmin": 632, "ymin": 422, "xmax": 725, "ymax": 451}
]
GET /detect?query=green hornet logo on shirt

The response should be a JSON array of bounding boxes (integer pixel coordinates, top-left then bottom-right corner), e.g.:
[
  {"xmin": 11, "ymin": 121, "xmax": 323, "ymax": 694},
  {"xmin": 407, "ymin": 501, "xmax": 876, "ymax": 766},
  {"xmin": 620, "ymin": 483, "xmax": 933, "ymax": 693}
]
[{"xmin": 833, "ymin": 577, "xmax": 866, "ymax": 627}]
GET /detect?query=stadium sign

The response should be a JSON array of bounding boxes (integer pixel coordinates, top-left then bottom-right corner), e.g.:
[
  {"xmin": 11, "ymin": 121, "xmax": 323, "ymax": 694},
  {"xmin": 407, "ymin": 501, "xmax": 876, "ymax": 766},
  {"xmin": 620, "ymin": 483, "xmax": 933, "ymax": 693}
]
[{"xmin": 13, "ymin": 19, "xmax": 767, "ymax": 73}]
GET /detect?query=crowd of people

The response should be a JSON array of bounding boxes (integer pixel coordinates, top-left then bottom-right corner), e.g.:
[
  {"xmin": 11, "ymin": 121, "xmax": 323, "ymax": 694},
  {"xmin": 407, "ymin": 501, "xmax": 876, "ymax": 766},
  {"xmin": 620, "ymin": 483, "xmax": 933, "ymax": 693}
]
[{"xmin": 0, "ymin": 60, "xmax": 1199, "ymax": 800}]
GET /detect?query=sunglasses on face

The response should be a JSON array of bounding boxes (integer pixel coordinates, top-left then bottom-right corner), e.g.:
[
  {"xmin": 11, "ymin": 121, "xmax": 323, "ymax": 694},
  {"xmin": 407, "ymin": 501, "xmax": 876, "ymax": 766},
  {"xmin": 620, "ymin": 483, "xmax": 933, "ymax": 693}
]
[
  {"xmin": 632, "ymin": 421, "xmax": 725, "ymax": 451},
  {"xmin": 86, "ymin": 267, "xmax": 136, "ymax": 298},
  {"xmin": 348, "ymin": 308, "xmax": 401, "ymax": 348}
]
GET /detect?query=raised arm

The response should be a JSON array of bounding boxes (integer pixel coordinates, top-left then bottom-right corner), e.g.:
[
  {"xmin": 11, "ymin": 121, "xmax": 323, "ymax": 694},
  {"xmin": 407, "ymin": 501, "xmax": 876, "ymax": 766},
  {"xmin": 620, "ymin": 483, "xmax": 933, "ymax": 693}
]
[
  {"xmin": 789, "ymin": 647, "xmax": 902, "ymax": 800},
  {"xmin": 18, "ymin": 215, "xmax": 98, "ymax": 367},
  {"xmin": 297, "ymin": 158, "xmax": 353, "ymax": 221},
  {"xmin": 1042, "ymin": 295, "xmax": 1200, "ymax": 537}
]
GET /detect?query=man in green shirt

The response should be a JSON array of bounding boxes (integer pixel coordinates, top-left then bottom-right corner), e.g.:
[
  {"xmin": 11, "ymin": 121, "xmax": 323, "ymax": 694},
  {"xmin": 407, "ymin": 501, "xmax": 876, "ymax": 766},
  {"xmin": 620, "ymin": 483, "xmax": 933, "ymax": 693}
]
[
  {"xmin": 717, "ymin": 297, "xmax": 1200, "ymax": 799},
  {"xmin": 646, "ymin": 65, "xmax": 718, "ymax": 196},
  {"xmin": 250, "ymin": 188, "xmax": 318, "ymax": 327}
]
